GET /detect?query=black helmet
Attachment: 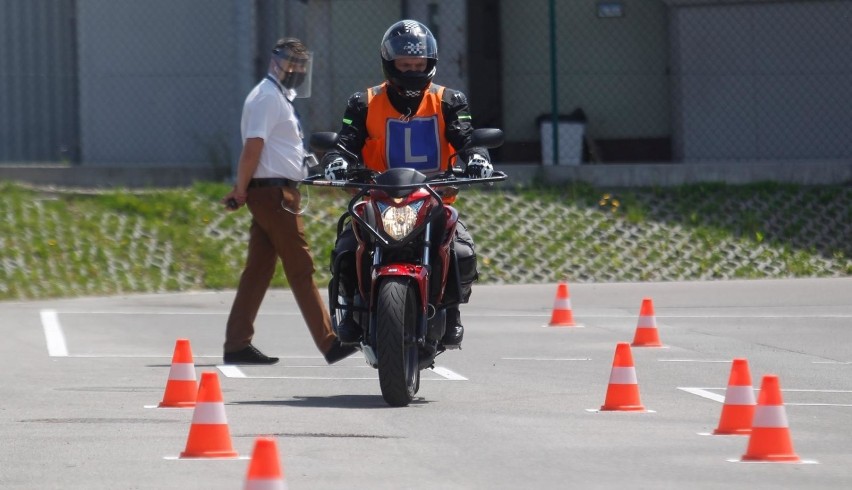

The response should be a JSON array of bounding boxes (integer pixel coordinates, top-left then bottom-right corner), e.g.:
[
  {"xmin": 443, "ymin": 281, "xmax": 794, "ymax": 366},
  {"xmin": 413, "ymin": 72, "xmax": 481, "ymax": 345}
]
[{"xmin": 380, "ymin": 20, "xmax": 438, "ymax": 97}]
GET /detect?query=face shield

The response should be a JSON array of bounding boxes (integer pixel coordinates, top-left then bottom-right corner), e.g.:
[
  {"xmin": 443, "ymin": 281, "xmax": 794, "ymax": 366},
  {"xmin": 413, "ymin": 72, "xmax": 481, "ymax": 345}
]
[{"xmin": 269, "ymin": 47, "xmax": 313, "ymax": 98}]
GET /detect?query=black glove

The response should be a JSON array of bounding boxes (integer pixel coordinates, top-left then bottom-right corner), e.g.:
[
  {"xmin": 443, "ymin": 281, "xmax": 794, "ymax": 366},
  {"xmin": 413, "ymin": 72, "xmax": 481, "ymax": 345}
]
[{"xmin": 465, "ymin": 153, "xmax": 493, "ymax": 179}]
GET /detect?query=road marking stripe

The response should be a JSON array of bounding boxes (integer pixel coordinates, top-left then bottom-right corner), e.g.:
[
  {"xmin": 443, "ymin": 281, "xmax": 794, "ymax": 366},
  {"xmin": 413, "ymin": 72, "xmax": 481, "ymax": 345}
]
[
  {"xmin": 501, "ymin": 357, "xmax": 591, "ymax": 361},
  {"xmin": 430, "ymin": 367, "xmax": 468, "ymax": 380},
  {"xmin": 658, "ymin": 359, "xmax": 731, "ymax": 363},
  {"xmin": 678, "ymin": 387, "xmax": 726, "ymax": 403},
  {"xmin": 46, "ymin": 311, "xmax": 852, "ymax": 319},
  {"xmin": 679, "ymin": 387, "xmax": 852, "ymax": 406},
  {"xmin": 786, "ymin": 403, "xmax": 852, "ymax": 407},
  {"xmin": 215, "ymin": 365, "xmax": 466, "ymax": 381},
  {"xmin": 41, "ymin": 309, "xmax": 68, "ymax": 357},
  {"xmin": 217, "ymin": 365, "xmax": 246, "ymax": 378}
]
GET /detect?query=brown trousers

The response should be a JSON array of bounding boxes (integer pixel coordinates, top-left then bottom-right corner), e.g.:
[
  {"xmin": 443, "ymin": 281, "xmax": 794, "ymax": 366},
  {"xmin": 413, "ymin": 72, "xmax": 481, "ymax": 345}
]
[{"xmin": 224, "ymin": 185, "xmax": 336, "ymax": 354}]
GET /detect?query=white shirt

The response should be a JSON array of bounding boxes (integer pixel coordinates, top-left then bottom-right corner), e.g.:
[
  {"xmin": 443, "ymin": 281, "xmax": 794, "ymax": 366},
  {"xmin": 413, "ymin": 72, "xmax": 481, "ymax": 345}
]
[{"xmin": 240, "ymin": 77, "xmax": 307, "ymax": 180}]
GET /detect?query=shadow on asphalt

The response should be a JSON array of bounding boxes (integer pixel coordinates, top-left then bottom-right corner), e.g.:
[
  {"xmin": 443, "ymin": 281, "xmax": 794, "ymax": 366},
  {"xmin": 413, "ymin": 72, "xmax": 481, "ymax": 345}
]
[{"xmin": 229, "ymin": 394, "xmax": 431, "ymax": 409}]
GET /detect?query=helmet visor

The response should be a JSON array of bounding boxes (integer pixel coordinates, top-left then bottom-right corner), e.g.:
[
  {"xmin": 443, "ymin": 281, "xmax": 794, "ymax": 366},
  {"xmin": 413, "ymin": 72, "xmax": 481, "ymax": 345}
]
[
  {"xmin": 270, "ymin": 48, "xmax": 313, "ymax": 98},
  {"xmin": 381, "ymin": 30, "xmax": 438, "ymax": 61}
]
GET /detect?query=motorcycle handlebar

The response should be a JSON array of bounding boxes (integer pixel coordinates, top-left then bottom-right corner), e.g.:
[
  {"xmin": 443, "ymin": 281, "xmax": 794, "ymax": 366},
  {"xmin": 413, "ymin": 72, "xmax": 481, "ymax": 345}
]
[{"xmin": 301, "ymin": 170, "xmax": 507, "ymax": 191}]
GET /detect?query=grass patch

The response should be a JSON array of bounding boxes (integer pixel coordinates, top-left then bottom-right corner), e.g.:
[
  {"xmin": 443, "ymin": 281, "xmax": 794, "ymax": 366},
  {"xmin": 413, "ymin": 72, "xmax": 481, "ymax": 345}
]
[{"xmin": 0, "ymin": 180, "xmax": 849, "ymax": 300}]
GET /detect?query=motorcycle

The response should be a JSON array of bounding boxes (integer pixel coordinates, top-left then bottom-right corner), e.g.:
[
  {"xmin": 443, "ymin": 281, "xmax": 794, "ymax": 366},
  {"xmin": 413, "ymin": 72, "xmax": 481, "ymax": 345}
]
[{"xmin": 302, "ymin": 129, "xmax": 506, "ymax": 406}]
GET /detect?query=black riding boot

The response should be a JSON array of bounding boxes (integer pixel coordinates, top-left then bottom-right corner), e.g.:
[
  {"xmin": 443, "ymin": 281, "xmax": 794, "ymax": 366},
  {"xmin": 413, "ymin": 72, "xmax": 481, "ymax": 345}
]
[
  {"xmin": 442, "ymin": 307, "xmax": 464, "ymax": 348},
  {"xmin": 336, "ymin": 308, "xmax": 362, "ymax": 344}
]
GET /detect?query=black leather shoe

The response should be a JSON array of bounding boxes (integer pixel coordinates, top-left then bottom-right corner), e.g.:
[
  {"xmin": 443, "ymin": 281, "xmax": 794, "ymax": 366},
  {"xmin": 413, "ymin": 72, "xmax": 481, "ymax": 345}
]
[
  {"xmin": 223, "ymin": 344, "xmax": 279, "ymax": 365},
  {"xmin": 324, "ymin": 339, "xmax": 358, "ymax": 364},
  {"xmin": 335, "ymin": 312, "xmax": 362, "ymax": 344},
  {"xmin": 442, "ymin": 308, "xmax": 464, "ymax": 348}
]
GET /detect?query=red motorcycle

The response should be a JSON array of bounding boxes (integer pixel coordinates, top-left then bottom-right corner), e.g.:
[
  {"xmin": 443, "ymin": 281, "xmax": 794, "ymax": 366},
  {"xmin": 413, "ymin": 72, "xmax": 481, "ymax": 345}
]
[{"xmin": 303, "ymin": 129, "xmax": 506, "ymax": 406}]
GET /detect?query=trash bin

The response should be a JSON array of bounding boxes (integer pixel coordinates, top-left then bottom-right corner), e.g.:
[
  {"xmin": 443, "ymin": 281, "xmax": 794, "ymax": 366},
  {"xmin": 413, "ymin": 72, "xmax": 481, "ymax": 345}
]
[{"xmin": 537, "ymin": 109, "xmax": 587, "ymax": 165}]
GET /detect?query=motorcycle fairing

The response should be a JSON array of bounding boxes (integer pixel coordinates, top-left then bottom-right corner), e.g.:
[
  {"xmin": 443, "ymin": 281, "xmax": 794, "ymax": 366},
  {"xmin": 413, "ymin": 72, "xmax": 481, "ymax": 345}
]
[{"xmin": 371, "ymin": 264, "xmax": 429, "ymax": 315}]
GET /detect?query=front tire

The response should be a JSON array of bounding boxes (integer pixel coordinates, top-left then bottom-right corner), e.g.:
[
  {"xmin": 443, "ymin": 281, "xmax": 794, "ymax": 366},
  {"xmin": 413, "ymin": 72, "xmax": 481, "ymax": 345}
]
[{"xmin": 376, "ymin": 277, "xmax": 420, "ymax": 407}]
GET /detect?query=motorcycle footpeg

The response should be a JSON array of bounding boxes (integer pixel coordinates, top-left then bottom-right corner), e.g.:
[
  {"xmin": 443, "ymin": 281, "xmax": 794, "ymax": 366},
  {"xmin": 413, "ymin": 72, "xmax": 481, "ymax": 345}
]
[{"xmin": 442, "ymin": 343, "xmax": 462, "ymax": 351}]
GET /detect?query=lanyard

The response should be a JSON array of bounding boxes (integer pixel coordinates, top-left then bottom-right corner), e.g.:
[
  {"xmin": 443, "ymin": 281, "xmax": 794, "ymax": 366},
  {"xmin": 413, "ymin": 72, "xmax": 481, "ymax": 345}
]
[
  {"xmin": 265, "ymin": 76, "xmax": 304, "ymax": 140},
  {"xmin": 265, "ymin": 76, "xmax": 307, "ymax": 168}
]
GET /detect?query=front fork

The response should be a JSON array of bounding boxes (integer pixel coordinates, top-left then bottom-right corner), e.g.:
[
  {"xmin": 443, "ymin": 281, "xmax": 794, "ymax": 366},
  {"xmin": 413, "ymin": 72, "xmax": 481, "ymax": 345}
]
[{"xmin": 368, "ymin": 222, "xmax": 435, "ymax": 349}]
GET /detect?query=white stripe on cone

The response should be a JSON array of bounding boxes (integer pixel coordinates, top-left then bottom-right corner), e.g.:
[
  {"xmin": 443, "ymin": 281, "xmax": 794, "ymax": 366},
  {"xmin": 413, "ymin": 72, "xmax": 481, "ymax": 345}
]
[
  {"xmin": 608, "ymin": 367, "xmax": 638, "ymax": 384},
  {"xmin": 245, "ymin": 479, "xmax": 287, "ymax": 490},
  {"xmin": 723, "ymin": 385, "xmax": 756, "ymax": 405},
  {"xmin": 167, "ymin": 362, "xmax": 196, "ymax": 381},
  {"xmin": 191, "ymin": 402, "xmax": 228, "ymax": 424},
  {"xmin": 636, "ymin": 315, "xmax": 656, "ymax": 328},
  {"xmin": 553, "ymin": 297, "xmax": 572, "ymax": 309},
  {"xmin": 752, "ymin": 405, "xmax": 789, "ymax": 428}
]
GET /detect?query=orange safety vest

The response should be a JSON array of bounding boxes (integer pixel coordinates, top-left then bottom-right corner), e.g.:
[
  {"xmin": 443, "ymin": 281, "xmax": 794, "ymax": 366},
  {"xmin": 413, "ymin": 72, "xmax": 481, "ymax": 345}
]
[{"xmin": 362, "ymin": 82, "xmax": 455, "ymax": 174}]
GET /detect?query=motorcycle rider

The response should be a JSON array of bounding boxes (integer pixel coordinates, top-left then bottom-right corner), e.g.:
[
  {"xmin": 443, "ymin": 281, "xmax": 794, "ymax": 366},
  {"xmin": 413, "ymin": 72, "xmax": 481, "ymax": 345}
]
[{"xmin": 322, "ymin": 19, "xmax": 493, "ymax": 348}]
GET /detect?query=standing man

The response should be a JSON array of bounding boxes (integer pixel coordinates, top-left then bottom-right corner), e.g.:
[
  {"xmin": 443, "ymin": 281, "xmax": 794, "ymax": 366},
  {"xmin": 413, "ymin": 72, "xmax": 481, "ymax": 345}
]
[
  {"xmin": 321, "ymin": 21, "xmax": 493, "ymax": 348},
  {"xmin": 221, "ymin": 38, "xmax": 356, "ymax": 365}
]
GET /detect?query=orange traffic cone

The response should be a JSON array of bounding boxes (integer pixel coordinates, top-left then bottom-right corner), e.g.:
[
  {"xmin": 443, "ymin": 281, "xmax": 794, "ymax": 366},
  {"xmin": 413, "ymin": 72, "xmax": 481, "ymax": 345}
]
[
  {"xmin": 741, "ymin": 374, "xmax": 800, "ymax": 462},
  {"xmin": 631, "ymin": 297, "xmax": 663, "ymax": 347},
  {"xmin": 600, "ymin": 342, "xmax": 645, "ymax": 411},
  {"xmin": 158, "ymin": 339, "xmax": 198, "ymax": 408},
  {"xmin": 180, "ymin": 371, "xmax": 238, "ymax": 458},
  {"xmin": 244, "ymin": 437, "xmax": 286, "ymax": 490},
  {"xmin": 713, "ymin": 358, "xmax": 756, "ymax": 435},
  {"xmin": 548, "ymin": 281, "xmax": 576, "ymax": 326}
]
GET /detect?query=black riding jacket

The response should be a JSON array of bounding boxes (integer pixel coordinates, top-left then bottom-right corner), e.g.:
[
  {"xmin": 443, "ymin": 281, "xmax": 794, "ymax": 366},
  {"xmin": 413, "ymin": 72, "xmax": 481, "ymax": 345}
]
[{"xmin": 322, "ymin": 83, "xmax": 488, "ymax": 167}]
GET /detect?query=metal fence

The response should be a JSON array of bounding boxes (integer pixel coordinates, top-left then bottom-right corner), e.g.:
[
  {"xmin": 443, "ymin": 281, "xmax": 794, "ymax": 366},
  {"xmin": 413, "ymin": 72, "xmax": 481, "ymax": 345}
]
[{"xmin": 2, "ymin": 0, "xmax": 851, "ymax": 169}]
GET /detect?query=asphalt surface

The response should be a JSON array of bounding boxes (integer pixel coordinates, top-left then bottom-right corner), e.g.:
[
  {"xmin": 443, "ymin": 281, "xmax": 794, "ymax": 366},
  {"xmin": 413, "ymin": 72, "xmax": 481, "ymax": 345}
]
[{"xmin": 1, "ymin": 278, "xmax": 850, "ymax": 489}]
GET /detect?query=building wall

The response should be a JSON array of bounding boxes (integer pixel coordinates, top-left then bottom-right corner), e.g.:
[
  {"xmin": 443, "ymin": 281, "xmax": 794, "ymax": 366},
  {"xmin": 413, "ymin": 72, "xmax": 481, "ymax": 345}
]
[
  {"xmin": 2, "ymin": 0, "xmax": 849, "ymax": 170},
  {"xmin": 500, "ymin": 0, "xmax": 670, "ymax": 142},
  {"xmin": 0, "ymin": 0, "xmax": 78, "ymax": 163},
  {"xmin": 76, "ymin": 0, "xmax": 249, "ymax": 165},
  {"xmin": 670, "ymin": 0, "xmax": 852, "ymax": 161}
]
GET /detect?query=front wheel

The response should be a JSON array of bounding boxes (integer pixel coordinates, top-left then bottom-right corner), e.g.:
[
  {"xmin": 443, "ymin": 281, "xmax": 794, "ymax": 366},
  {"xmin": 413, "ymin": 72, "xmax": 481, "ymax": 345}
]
[{"xmin": 376, "ymin": 277, "xmax": 420, "ymax": 407}]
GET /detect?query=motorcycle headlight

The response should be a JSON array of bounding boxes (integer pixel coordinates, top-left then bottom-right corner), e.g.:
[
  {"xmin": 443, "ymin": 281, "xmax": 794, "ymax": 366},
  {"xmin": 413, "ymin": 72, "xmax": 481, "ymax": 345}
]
[{"xmin": 378, "ymin": 199, "xmax": 425, "ymax": 241}]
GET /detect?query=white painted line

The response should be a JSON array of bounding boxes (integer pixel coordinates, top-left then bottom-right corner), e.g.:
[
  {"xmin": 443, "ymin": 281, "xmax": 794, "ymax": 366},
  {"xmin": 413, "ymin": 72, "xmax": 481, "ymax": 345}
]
[
  {"xmin": 41, "ymin": 309, "xmax": 68, "ymax": 357},
  {"xmin": 782, "ymin": 389, "xmax": 852, "ymax": 393},
  {"xmin": 50, "ymin": 310, "xmax": 296, "ymax": 316},
  {"xmin": 429, "ymin": 366, "xmax": 468, "ymax": 381},
  {"xmin": 787, "ymin": 403, "xmax": 852, "ymax": 407},
  {"xmin": 526, "ymin": 313, "xmax": 852, "ymax": 319},
  {"xmin": 585, "ymin": 408, "xmax": 656, "ymax": 413},
  {"xmin": 216, "ymin": 364, "xmax": 465, "ymax": 381},
  {"xmin": 163, "ymin": 455, "xmax": 249, "ymax": 461},
  {"xmin": 658, "ymin": 359, "xmax": 731, "ymax": 363},
  {"xmin": 501, "ymin": 357, "xmax": 591, "ymax": 361},
  {"xmin": 68, "ymin": 354, "xmax": 221, "ymax": 358},
  {"xmin": 727, "ymin": 458, "xmax": 818, "ymax": 464},
  {"xmin": 217, "ymin": 365, "xmax": 246, "ymax": 378},
  {"xmin": 224, "ymin": 375, "xmax": 379, "ymax": 380},
  {"xmin": 679, "ymin": 387, "xmax": 852, "ymax": 407},
  {"xmin": 46, "ymin": 309, "xmax": 852, "ymax": 320},
  {"xmin": 540, "ymin": 323, "xmax": 585, "ymax": 328},
  {"xmin": 812, "ymin": 361, "xmax": 852, "ymax": 365},
  {"xmin": 678, "ymin": 387, "xmax": 726, "ymax": 403}
]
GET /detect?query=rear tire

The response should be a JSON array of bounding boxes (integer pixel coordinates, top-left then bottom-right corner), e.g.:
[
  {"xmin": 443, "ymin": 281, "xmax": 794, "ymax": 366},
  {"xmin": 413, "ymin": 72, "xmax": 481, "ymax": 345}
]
[{"xmin": 376, "ymin": 277, "xmax": 420, "ymax": 407}]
